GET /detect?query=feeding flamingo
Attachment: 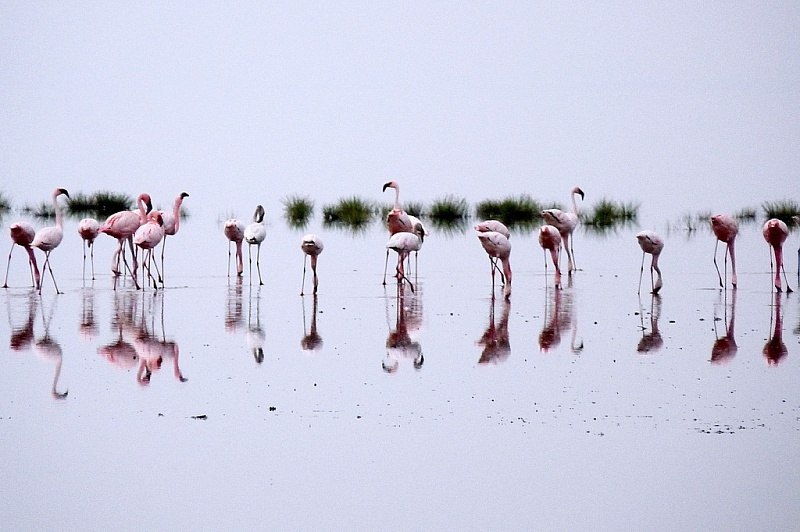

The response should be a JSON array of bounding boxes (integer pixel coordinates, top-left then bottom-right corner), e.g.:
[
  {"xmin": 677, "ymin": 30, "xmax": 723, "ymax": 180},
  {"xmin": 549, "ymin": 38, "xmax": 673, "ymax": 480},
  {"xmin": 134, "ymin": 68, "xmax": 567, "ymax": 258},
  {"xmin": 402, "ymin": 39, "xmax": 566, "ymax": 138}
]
[
  {"xmin": 100, "ymin": 193, "xmax": 152, "ymax": 288},
  {"xmin": 477, "ymin": 229, "xmax": 512, "ymax": 300},
  {"xmin": 475, "ymin": 220, "xmax": 510, "ymax": 283},
  {"xmin": 158, "ymin": 191, "xmax": 189, "ymax": 284},
  {"xmin": 300, "ymin": 233, "xmax": 323, "ymax": 295},
  {"xmin": 710, "ymin": 214, "xmax": 738, "ymax": 289},
  {"xmin": 762, "ymin": 218, "xmax": 792, "ymax": 293},
  {"xmin": 224, "ymin": 217, "xmax": 245, "ymax": 277},
  {"xmin": 134, "ymin": 211, "xmax": 165, "ymax": 289},
  {"xmin": 244, "ymin": 205, "xmax": 266, "ymax": 285},
  {"xmin": 386, "ymin": 231, "xmax": 421, "ymax": 292},
  {"xmin": 78, "ymin": 217, "xmax": 100, "ymax": 281},
  {"xmin": 636, "ymin": 230, "xmax": 664, "ymax": 295},
  {"xmin": 32, "ymin": 188, "xmax": 70, "ymax": 295},
  {"xmin": 538, "ymin": 224, "xmax": 562, "ymax": 289},
  {"xmin": 541, "ymin": 186, "xmax": 584, "ymax": 273},
  {"xmin": 382, "ymin": 180, "xmax": 416, "ymax": 284},
  {"xmin": 3, "ymin": 221, "xmax": 40, "ymax": 289}
]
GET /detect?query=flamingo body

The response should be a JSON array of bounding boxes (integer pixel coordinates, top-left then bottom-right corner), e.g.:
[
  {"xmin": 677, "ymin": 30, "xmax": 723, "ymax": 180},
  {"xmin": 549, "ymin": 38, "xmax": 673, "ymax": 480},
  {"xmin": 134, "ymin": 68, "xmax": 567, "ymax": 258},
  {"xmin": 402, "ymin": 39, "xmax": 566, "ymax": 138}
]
[
  {"xmin": 762, "ymin": 218, "xmax": 792, "ymax": 293},
  {"xmin": 541, "ymin": 186, "xmax": 584, "ymax": 272},
  {"xmin": 387, "ymin": 232, "xmax": 421, "ymax": 291},
  {"xmin": 244, "ymin": 205, "xmax": 266, "ymax": 285},
  {"xmin": 301, "ymin": 233, "xmax": 323, "ymax": 295},
  {"xmin": 3, "ymin": 221, "xmax": 40, "ymax": 289},
  {"xmin": 100, "ymin": 193, "xmax": 152, "ymax": 286},
  {"xmin": 32, "ymin": 188, "xmax": 69, "ymax": 294},
  {"xmin": 636, "ymin": 230, "xmax": 664, "ymax": 294},
  {"xmin": 538, "ymin": 224, "xmax": 563, "ymax": 288},
  {"xmin": 710, "ymin": 214, "xmax": 738, "ymax": 288},
  {"xmin": 477, "ymin": 230, "xmax": 512, "ymax": 300},
  {"xmin": 224, "ymin": 218, "xmax": 245, "ymax": 277},
  {"xmin": 78, "ymin": 217, "xmax": 100, "ymax": 280}
]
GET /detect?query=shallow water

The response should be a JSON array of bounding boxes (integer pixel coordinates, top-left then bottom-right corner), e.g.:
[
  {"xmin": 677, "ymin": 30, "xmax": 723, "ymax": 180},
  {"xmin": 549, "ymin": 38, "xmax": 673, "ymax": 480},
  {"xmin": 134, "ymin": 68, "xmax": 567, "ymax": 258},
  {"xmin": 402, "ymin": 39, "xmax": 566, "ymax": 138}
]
[{"xmin": 2, "ymin": 216, "xmax": 799, "ymax": 530}]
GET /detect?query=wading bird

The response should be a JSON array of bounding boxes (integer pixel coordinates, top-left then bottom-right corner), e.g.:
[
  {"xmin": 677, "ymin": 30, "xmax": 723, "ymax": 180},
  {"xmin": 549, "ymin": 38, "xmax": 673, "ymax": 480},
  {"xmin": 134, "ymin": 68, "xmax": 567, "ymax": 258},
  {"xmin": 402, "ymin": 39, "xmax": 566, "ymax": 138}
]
[
  {"xmin": 386, "ymin": 231, "xmax": 421, "ymax": 292},
  {"xmin": 134, "ymin": 211, "xmax": 165, "ymax": 289},
  {"xmin": 32, "ymin": 188, "xmax": 70, "ymax": 295},
  {"xmin": 224, "ymin": 217, "xmax": 245, "ymax": 277},
  {"xmin": 538, "ymin": 224, "xmax": 562, "ymax": 289},
  {"xmin": 475, "ymin": 220, "xmax": 510, "ymax": 283},
  {"xmin": 300, "ymin": 234, "xmax": 323, "ymax": 295},
  {"xmin": 382, "ymin": 180, "xmax": 416, "ymax": 284},
  {"xmin": 78, "ymin": 217, "xmax": 100, "ymax": 281},
  {"xmin": 710, "ymin": 214, "xmax": 738, "ymax": 289},
  {"xmin": 244, "ymin": 205, "xmax": 266, "ymax": 285},
  {"xmin": 3, "ymin": 221, "xmax": 40, "ymax": 289},
  {"xmin": 477, "ymin": 229, "xmax": 512, "ymax": 300},
  {"xmin": 762, "ymin": 218, "xmax": 792, "ymax": 293},
  {"xmin": 100, "ymin": 193, "xmax": 153, "ymax": 288},
  {"xmin": 541, "ymin": 186, "xmax": 584, "ymax": 273},
  {"xmin": 158, "ymin": 192, "xmax": 189, "ymax": 283},
  {"xmin": 636, "ymin": 230, "xmax": 664, "ymax": 295}
]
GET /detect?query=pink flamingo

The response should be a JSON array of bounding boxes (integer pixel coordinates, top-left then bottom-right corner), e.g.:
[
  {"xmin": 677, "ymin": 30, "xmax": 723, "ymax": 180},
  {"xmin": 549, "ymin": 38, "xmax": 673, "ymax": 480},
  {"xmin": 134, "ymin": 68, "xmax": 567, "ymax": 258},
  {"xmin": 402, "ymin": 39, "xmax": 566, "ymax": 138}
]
[
  {"xmin": 3, "ymin": 221, "xmax": 40, "ymax": 289},
  {"xmin": 541, "ymin": 186, "xmax": 584, "ymax": 273},
  {"xmin": 382, "ymin": 180, "xmax": 416, "ymax": 284},
  {"xmin": 158, "ymin": 191, "xmax": 189, "ymax": 283},
  {"xmin": 224, "ymin": 217, "xmax": 245, "ymax": 277},
  {"xmin": 636, "ymin": 230, "xmax": 664, "ymax": 295},
  {"xmin": 100, "ymin": 193, "xmax": 153, "ymax": 288},
  {"xmin": 78, "ymin": 217, "xmax": 100, "ymax": 281},
  {"xmin": 134, "ymin": 211, "xmax": 165, "ymax": 289},
  {"xmin": 762, "ymin": 218, "xmax": 793, "ymax": 293},
  {"xmin": 710, "ymin": 214, "xmax": 738, "ymax": 289},
  {"xmin": 300, "ymin": 233, "xmax": 323, "ymax": 295},
  {"xmin": 32, "ymin": 187, "xmax": 70, "ymax": 295},
  {"xmin": 477, "ymin": 229, "xmax": 512, "ymax": 300},
  {"xmin": 386, "ymin": 232, "xmax": 421, "ymax": 292},
  {"xmin": 538, "ymin": 224, "xmax": 562, "ymax": 289},
  {"xmin": 244, "ymin": 205, "xmax": 266, "ymax": 285},
  {"xmin": 475, "ymin": 220, "xmax": 510, "ymax": 283}
]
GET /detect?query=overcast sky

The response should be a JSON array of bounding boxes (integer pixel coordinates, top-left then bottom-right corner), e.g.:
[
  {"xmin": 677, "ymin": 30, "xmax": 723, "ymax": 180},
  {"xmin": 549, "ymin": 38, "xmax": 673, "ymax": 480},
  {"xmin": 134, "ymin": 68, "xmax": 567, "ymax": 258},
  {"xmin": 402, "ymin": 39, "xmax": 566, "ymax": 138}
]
[{"xmin": 1, "ymin": 2, "xmax": 798, "ymax": 223}]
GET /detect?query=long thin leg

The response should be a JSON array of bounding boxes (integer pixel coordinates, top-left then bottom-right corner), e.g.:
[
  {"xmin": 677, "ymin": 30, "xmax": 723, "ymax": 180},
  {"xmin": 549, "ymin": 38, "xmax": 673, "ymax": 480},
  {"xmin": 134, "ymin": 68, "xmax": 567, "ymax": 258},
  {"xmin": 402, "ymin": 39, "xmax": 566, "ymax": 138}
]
[
  {"xmin": 382, "ymin": 249, "xmax": 390, "ymax": 285},
  {"xmin": 713, "ymin": 240, "xmax": 723, "ymax": 288},
  {"xmin": 255, "ymin": 244, "xmax": 263, "ymax": 285},
  {"xmin": 82, "ymin": 241, "xmax": 87, "ymax": 281},
  {"xmin": 160, "ymin": 235, "xmax": 167, "ymax": 284},
  {"xmin": 301, "ymin": 254, "xmax": 308, "ymax": 295},
  {"xmin": 90, "ymin": 241, "xmax": 95, "ymax": 280},
  {"xmin": 638, "ymin": 251, "xmax": 646, "ymax": 295},
  {"xmin": 40, "ymin": 251, "xmax": 62, "ymax": 295},
  {"xmin": 228, "ymin": 241, "xmax": 232, "ymax": 277},
  {"xmin": 2, "ymin": 244, "xmax": 13, "ymax": 288}
]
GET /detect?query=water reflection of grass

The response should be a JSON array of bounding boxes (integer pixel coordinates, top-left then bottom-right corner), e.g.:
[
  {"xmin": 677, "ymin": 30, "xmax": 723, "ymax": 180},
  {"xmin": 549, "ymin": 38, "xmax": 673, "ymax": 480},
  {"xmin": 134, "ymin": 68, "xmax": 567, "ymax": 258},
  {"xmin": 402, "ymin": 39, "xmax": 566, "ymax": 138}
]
[
  {"xmin": 68, "ymin": 191, "xmax": 133, "ymax": 218},
  {"xmin": 282, "ymin": 194, "xmax": 315, "ymax": 228},
  {"xmin": 322, "ymin": 196, "xmax": 375, "ymax": 230},
  {"xmin": 0, "ymin": 192, "xmax": 10, "ymax": 215},
  {"xmin": 475, "ymin": 195, "xmax": 542, "ymax": 228},
  {"xmin": 429, "ymin": 196, "xmax": 469, "ymax": 224},
  {"xmin": 762, "ymin": 199, "xmax": 800, "ymax": 226}
]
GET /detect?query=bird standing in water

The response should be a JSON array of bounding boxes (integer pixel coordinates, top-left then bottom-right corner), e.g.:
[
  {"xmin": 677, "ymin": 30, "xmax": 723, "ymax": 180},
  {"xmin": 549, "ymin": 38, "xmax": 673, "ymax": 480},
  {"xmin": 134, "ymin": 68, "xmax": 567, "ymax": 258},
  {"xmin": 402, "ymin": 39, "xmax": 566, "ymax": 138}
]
[
  {"xmin": 636, "ymin": 230, "xmax": 664, "ymax": 295},
  {"xmin": 224, "ymin": 217, "xmax": 245, "ymax": 278},
  {"xmin": 3, "ymin": 221, "xmax": 40, "ymax": 289},
  {"xmin": 477, "ymin": 229, "xmax": 512, "ymax": 300},
  {"xmin": 300, "ymin": 234, "xmax": 323, "ymax": 295},
  {"xmin": 538, "ymin": 224, "xmax": 562, "ymax": 289},
  {"xmin": 710, "ymin": 214, "xmax": 738, "ymax": 289},
  {"xmin": 541, "ymin": 186, "xmax": 584, "ymax": 273},
  {"xmin": 387, "ymin": 232, "xmax": 420, "ymax": 292},
  {"xmin": 158, "ymin": 192, "xmax": 189, "ymax": 284},
  {"xmin": 78, "ymin": 217, "xmax": 100, "ymax": 281},
  {"xmin": 762, "ymin": 218, "xmax": 792, "ymax": 293},
  {"xmin": 244, "ymin": 205, "xmax": 266, "ymax": 285},
  {"xmin": 32, "ymin": 188, "xmax": 70, "ymax": 295}
]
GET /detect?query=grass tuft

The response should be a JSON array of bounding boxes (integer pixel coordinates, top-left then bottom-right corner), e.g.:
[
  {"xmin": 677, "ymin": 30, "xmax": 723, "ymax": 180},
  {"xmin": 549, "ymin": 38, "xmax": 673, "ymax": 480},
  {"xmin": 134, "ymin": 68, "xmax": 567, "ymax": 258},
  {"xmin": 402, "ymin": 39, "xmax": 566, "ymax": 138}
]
[
  {"xmin": 322, "ymin": 196, "xmax": 375, "ymax": 230},
  {"xmin": 68, "ymin": 190, "xmax": 134, "ymax": 218},
  {"xmin": 581, "ymin": 198, "xmax": 639, "ymax": 228},
  {"xmin": 475, "ymin": 195, "xmax": 542, "ymax": 228},
  {"xmin": 762, "ymin": 199, "xmax": 800, "ymax": 226},
  {"xmin": 282, "ymin": 195, "xmax": 315, "ymax": 228}
]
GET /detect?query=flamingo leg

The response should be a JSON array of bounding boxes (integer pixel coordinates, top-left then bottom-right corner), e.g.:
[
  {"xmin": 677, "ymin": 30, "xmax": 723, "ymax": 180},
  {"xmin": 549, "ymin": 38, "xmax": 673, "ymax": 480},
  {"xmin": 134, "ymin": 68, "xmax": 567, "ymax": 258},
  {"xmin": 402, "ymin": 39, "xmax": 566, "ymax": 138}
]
[
  {"xmin": 159, "ymin": 235, "xmax": 167, "ymax": 284},
  {"xmin": 82, "ymin": 241, "xmax": 88, "ymax": 281},
  {"xmin": 638, "ymin": 251, "xmax": 646, "ymax": 295},
  {"xmin": 713, "ymin": 239, "xmax": 723, "ymax": 288},
  {"xmin": 2, "ymin": 244, "xmax": 13, "ymax": 288},
  {"xmin": 40, "ymin": 251, "xmax": 62, "ymax": 295},
  {"xmin": 301, "ymin": 254, "xmax": 308, "ymax": 296},
  {"xmin": 382, "ymin": 249, "xmax": 390, "ymax": 285},
  {"xmin": 255, "ymin": 243, "xmax": 263, "ymax": 286},
  {"xmin": 89, "ymin": 241, "xmax": 95, "ymax": 281},
  {"xmin": 311, "ymin": 256, "xmax": 318, "ymax": 294}
]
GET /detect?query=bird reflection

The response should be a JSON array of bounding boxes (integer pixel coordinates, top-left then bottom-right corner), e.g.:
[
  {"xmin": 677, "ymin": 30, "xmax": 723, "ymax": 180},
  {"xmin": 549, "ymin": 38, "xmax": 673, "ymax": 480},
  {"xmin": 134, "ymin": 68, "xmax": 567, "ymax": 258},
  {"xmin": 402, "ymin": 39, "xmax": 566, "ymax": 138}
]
[
  {"xmin": 8, "ymin": 290, "xmax": 37, "ymax": 351},
  {"xmin": 79, "ymin": 287, "xmax": 98, "ymax": 341},
  {"xmin": 247, "ymin": 285, "xmax": 266, "ymax": 362},
  {"xmin": 301, "ymin": 294, "xmax": 323, "ymax": 352},
  {"xmin": 477, "ymin": 294, "xmax": 510, "ymax": 364},
  {"xmin": 225, "ymin": 276, "xmax": 244, "ymax": 333},
  {"xmin": 637, "ymin": 294, "xmax": 663, "ymax": 354},
  {"xmin": 763, "ymin": 291, "xmax": 788, "ymax": 365},
  {"xmin": 34, "ymin": 297, "xmax": 68, "ymax": 399},
  {"xmin": 538, "ymin": 283, "xmax": 581, "ymax": 354},
  {"xmin": 710, "ymin": 289, "xmax": 737, "ymax": 364},
  {"xmin": 383, "ymin": 283, "xmax": 423, "ymax": 373}
]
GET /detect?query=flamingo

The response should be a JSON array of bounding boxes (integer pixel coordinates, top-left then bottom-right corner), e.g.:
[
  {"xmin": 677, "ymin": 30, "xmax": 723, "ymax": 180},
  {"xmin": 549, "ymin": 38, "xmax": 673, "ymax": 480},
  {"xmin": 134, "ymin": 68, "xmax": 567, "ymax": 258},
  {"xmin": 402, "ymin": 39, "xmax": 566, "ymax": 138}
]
[
  {"xmin": 243, "ymin": 205, "xmax": 266, "ymax": 285},
  {"xmin": 78, "ymin": 217, "xmax": 100, "ymax": 281},
  {"xmin": 32, "ymin": 187, "xmax": 69, "ymax": 295},
  {"xmin": 224, "ymin": 217, "xmax": 245, "ymax": 277},
  {"xmin": 636, "ymin": 230, "xmax": 664, "ymax": 295},
  {"xmin": 710, "ymin": 214, "xmax": 738, "ymax": 289},
  {"xmin": 3, "ymin": 221, "xmax": 40, "ymax": 289},
  {"xmin": 100, "ymin": 193, "xmax": 152, "ymax": 288},
  {"xmin": 475, "ymin": 220, "xmax": 510, "ymax": 283},
  {"xmin": 158, "ymin": 191, "xmax": 189, "ymax": 284},
  {"xmin": 538, "ymin": 224, "xmax": 562, "ymax": 289},
  {"xmin": 762, "ymin": 218, "xmax": 793, "ymax": 293},
  {"xmin": 386, "ymin": 231, "xmax": 421, "ymax": 292},
  {"xmin": 541, "ymin": 186, "xmax": 584, "ymax": 273},
  {"xmin": 134, "ymin": 211, "xmax": 165, "ymax": 290},
  {"xmin": 476, "ymin": 229, "xmax": 512, "ymax": 300},
  {"xmin": 300, "ymin": 233, "xmax": 323, "ymax": 295},
  {"xmin": 382, "ymin": 180, "xmax": 414, "ymax": 284}
]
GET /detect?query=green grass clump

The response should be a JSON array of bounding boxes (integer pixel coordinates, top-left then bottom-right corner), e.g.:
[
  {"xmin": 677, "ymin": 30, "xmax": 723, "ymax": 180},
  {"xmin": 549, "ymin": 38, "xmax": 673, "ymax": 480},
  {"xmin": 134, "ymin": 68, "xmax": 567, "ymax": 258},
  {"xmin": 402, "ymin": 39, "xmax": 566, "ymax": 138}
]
[
  {"xmin": 282, "ymin": 195, "xmax": 315, "ymax": 228},
  {"xmin": 23, "ymin": 201, "xmax": 55, "ymax": 219},
  {"xmin": 68, "ymin": 190, "xmax": 133, "ymax": 218},
  {"xmin": 429, "ymin": 196, "xmax": 469, "ymax": 222},
  {"xmin": 0, "ymin": 192, "xmax": 11, "ymax": 215},
  {"xmin": 322, "ymin": 196, "xmax": 375, "ymax": 230},
  {"xmin": 475, "ymin": 195, "xmax": 542, "ymax": 228},
  {"xmin": 404, "ymin": 201, "xmax": 425, "ymax": 218},
  {"xmin": 762, "ymin": 199, "xmax": 800, "ymax": 226},
  {"xmin": 733, "ymin": 207, "xmax": 757, "ymax": 222},
  {"xmin": 582, "ymin": 198, "xmax": 639, "ymax": 228}
]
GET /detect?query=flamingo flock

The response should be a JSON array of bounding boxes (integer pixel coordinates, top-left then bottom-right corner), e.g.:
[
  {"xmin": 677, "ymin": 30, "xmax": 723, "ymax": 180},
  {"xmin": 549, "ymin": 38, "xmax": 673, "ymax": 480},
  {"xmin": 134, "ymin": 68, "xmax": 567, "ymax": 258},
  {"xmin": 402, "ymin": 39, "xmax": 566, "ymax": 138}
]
[{"xmin": 1, "ymin": 183, "xmax": 798, "ymax": 298}]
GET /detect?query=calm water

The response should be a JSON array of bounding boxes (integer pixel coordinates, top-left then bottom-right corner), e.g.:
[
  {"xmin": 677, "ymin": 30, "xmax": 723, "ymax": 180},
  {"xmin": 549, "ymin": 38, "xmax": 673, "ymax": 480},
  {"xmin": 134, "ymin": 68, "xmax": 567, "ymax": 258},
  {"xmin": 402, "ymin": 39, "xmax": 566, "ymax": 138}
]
[{"xmin": 2, "ymin": 214, "xmax": 799, "ymax": 530}]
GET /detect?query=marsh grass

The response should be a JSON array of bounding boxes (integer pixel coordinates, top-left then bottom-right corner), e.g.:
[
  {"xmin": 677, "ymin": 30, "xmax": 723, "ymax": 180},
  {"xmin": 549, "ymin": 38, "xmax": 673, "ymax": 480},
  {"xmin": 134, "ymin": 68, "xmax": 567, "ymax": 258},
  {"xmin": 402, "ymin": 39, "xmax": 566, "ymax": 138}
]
[
  {"xmin": 68, "ymin": 191, "xmax": 133, "ymax": 218},
  {"xmin": 582, "ymin": 198, "xmax": 639, "ymax": 228},
  {"xmin": 322, "ymin": 196, "xmax": 375, "ymax": 230},
  {"xmin": 762, "ymin": 199, "xmax": 800, "ymax": 226},
  {"xmin": 429, "ymin": 196, "xmax": 469, "ymax": 223},
  {"xmin": 734, "ymin": 207, "xmax": 757, "ymax": 223},
  {"xmin": 404, "ymin": 201, "xmax": 425, "ymax": 218},
  {"xmin": 475, "ymin": 195, "xmax": 542, "ymax": 228},
  {"xmin": 282, "ymin": 195, "xmax": 315, "ymax": 228},
  {"xmin": 0, "ymin": 192, "xmax": 10, "ymax": 215},
  {"xmin": 23, "ymin": 201, "xmax": 55, "ymax": 219}
]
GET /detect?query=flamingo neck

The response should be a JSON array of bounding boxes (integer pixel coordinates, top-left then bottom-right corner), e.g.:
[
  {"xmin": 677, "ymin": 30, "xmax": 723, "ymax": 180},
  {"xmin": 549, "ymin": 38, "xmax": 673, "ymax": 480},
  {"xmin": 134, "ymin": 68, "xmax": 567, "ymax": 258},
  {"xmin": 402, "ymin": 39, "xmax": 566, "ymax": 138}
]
[
  {"xmin": 393, "ymin": 186, "xmax": 401, "ymax": 211},
  {"xmin": 53, "ymin": 192, "xmax": 64, "ymax": 230},
  {"xmin": 138, "ymin": 197, "xmax": 148, "ymax": 223},
  {"xmin": 172, "ymin": 196, "xmax": 184, "ymax": 232},
  {"xmin": 571, "ymin": 191, "xmax": 580, "ymax": 216}
]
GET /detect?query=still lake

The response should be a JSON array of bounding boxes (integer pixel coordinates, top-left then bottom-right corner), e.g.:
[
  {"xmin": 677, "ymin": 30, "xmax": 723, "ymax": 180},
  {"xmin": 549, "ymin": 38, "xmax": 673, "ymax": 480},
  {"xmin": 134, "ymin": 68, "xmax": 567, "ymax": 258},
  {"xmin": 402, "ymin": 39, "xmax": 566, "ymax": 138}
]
[{"xmin": 1, "ymin": 211, "xmax": 799, "ymax": 530}]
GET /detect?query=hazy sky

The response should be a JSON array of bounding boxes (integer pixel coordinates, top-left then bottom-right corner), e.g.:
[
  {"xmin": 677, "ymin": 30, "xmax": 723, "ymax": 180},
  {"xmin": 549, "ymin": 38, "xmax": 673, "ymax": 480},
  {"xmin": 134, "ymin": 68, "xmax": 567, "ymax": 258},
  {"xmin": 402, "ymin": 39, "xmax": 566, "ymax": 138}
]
[{"xmin": 1, "ymin": 2, "xmax": 798, "ymax": 222}]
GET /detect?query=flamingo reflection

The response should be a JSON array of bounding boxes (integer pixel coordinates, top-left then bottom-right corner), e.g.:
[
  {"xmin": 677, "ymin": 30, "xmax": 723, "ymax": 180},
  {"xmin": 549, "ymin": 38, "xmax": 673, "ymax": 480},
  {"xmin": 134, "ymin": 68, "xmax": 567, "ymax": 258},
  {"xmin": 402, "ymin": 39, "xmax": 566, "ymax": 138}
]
[
  {"xmin": 538, "ymin": 284, "xmax": 581, "ymax": 354},
  {"xmin": 247, "ymin": 285, "xmax": 266, "ymax": 363},
  {"xmin": 34, "ymin": 297, "xmax": 68, "ymax": 398},
  {"xmin": 8, "ymin": 290, "xmax": 37, "ymax": 351},
  {"xmin": 637, "ymin": 294, "xmax": 663, "ymax": 354},
  {"xmin": 763, "ymin": 292, "xmax": 787, "ymax": 365},
  {"xmin": 79, "ymin": 288, "xmax": 99, "ymax": 341},
  {"xmin": 301, "ymin": 294, "xmax": 323, "ymax": 352},
  {"xmin": 225, "ymin": 276, "xmax": 245, "ymax": 333},
  {"xmin": 383, "ymin": 283, "xmax": 423, "ymax": 373},
  {"xmin": 477, "ymin": 294, "xmax": 510, "ymax": 364},
  {"xmin": 710, "ymin": 289, "xmax": 737, "ymax": 364}
]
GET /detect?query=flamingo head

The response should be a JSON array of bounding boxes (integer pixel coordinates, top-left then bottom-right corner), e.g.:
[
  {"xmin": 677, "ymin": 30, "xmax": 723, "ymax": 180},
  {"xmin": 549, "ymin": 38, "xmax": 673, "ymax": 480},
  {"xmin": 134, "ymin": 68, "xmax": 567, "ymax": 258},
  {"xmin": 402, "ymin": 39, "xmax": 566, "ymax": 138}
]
[
  {"xmin": 55, "ymin": 187, "xmax": 70, "ymax": 199},
  {"xmin": 571, "ymin": 186, "xmax": 584, "ymax": 200},
  {"xmin": 382, "ymin": 180, "xmax": 399, "ymax": 192},
  {"xmin": 138, "ymin": 193, "xmax": 153, "ymax": 214},
  {"xmin": 180, "ymin": 192, "xmax": 189, "ymax": 199},
  {"xmin": 253, "ymin": 205, "xmax": 265, "ymax": 223}
]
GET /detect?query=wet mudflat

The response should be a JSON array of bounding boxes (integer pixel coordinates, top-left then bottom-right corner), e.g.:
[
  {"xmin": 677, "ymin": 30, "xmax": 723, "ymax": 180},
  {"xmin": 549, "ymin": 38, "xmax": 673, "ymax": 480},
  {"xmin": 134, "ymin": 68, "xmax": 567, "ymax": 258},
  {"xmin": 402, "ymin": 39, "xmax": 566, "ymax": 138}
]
[{"xmin": 1, "ymin": 216, "xmax": 799, "ymax": 530}]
